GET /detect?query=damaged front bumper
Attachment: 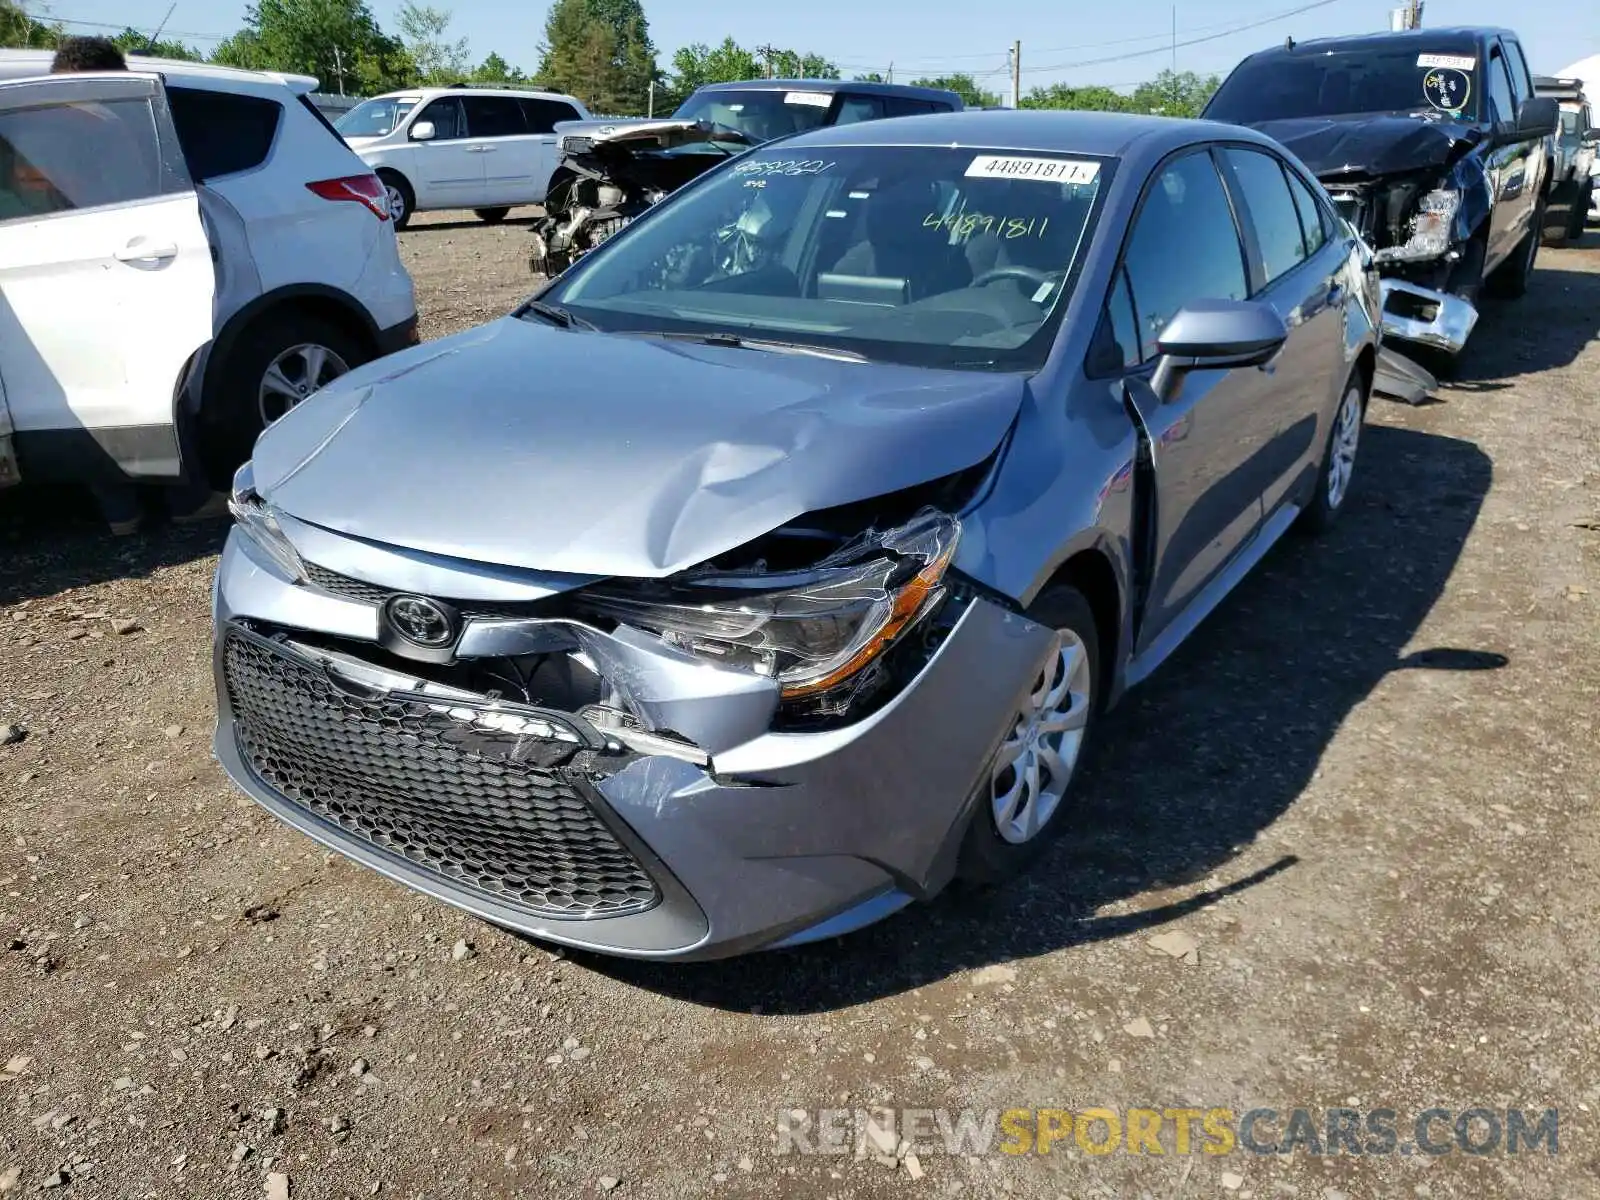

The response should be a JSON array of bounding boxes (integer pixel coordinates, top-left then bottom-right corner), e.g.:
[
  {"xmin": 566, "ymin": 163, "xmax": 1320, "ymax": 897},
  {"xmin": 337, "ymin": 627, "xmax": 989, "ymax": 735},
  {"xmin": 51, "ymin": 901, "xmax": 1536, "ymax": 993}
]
[
  {"xmin": 1379, "ymin": 278, "xmax": 1478, "ymax": 356},
  {"xmin": 211, "ymin": 526, "xmax": 1053, "ymax": 960}
]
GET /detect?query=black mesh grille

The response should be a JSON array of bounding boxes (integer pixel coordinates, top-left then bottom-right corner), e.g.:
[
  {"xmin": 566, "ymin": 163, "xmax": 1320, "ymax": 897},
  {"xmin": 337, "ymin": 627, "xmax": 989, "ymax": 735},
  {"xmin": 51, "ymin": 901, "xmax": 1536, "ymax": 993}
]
[
  {"xmin": 223, "ymin": 627, "xmax": 659, "ymax": 919},
  {"xmin": 301, "ymin": 562, "xmax": 546, "ymax": 622}
]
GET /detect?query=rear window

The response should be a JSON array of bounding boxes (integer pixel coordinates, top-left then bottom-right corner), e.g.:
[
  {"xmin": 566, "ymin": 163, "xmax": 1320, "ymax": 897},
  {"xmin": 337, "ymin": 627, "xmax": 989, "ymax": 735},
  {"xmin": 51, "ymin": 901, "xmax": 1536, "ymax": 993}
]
[{"xmin": 168, "ymin": 86, "xmax": 281, "ymax": 181}]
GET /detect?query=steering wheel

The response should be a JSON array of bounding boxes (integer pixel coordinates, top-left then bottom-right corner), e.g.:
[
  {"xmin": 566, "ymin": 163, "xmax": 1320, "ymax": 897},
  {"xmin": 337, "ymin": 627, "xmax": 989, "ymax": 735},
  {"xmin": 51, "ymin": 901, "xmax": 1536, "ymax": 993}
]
[{"xmin": 970, "ymin": 264, "xmax": 1056, "ymax": 293}]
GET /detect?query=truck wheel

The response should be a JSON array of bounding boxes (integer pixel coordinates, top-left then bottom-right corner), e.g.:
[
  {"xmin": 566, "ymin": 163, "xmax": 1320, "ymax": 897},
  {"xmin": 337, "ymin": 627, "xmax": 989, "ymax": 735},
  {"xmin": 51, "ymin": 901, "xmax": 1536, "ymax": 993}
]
[
  {"xmin": 1486, "ymin": 202, "xmax": 1544, "ymax": 300},
  {"xmin": 1570, "ymin": 181, "xmax": 1593, "ymax": 240},
  {"xmin": 201, "ymin": 313, "xmax": 367, "ymax": 485},
  {"xmin": 474, "ymin": 207, "xmax": 511, "ymax": 224},
  {"xmin": 956, "ymin": 585, "xmax": 1100, "ymax": 885},
  {"xmin": 378, "ymin": 170, "xmax": 414, "ymax": 230}
]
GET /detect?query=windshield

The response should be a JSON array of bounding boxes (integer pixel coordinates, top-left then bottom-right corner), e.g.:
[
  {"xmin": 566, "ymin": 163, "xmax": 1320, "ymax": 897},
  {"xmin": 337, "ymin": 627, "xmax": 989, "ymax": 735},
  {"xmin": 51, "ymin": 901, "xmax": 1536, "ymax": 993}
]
[
  {"xmin": 334, "ymin": 96, "xmax": 419, "ymax": 138},
  {"xmin": 1206, "ymin": 47, "xmax": 1483, "ymax": 122},
  {"xmin": 541, "ymin": 145, "xmax": 1110, "ymax": 371},
  {"xmin": 671, "ymin": 89, "xmax": 836, "ymax": 143}
]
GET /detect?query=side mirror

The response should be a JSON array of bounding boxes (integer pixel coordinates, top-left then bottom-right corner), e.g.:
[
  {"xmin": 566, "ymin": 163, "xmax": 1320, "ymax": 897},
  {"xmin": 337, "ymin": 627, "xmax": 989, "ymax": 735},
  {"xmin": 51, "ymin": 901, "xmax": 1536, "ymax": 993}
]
[
  {"xmin": 1514, "ymin": 96, "xmax": 1559, "ymax": 139},
  {"xmin": 409, "ymin": 120, "xmax": 437, "ymax": 142},
  {"xmin": 1150, "ymin": 299, "xmax": 1289, "ymax": 402}
]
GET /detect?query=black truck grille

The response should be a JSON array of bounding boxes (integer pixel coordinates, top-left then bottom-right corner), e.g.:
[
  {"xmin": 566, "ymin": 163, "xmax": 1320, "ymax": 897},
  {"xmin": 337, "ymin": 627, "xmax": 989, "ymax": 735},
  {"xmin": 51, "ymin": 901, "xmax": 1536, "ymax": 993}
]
[{"xmin": 222, "ymin": 627, "xmax": 659, "ymax": 919}]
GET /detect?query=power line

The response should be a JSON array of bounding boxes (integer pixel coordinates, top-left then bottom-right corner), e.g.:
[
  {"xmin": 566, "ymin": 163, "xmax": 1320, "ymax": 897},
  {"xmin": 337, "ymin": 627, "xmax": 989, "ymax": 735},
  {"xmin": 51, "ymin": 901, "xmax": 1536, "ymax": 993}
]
[
  {"xmin": 1022, "ymin": 0, "xmax": 1349, "ymax": 73},
  {"xmin": 38, "ymin": 14, "xmax": 230, "ymax": 40}
]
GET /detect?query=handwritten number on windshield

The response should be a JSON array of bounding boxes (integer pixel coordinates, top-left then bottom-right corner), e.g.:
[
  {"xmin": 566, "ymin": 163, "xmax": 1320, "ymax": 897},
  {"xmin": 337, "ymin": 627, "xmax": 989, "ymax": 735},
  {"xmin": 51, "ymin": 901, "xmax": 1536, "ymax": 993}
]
[
  {"xmin": 732, "ymin": 159, "xmax": 836, "ymax": 178},
  {"xmin": 924, "ymin": 211, "xmax": 1051, "ymax": 240}
]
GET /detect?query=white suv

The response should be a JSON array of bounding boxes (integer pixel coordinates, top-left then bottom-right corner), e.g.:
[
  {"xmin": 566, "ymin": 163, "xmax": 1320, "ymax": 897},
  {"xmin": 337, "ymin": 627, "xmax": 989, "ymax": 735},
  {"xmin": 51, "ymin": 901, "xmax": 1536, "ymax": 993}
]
[
  {"xmin": 0, "ymin": 52, "xmax": 418, "ymax": 492},
  {"xmin": 334, "ymin": 85, "xmax": 590, "ymax": 228}
]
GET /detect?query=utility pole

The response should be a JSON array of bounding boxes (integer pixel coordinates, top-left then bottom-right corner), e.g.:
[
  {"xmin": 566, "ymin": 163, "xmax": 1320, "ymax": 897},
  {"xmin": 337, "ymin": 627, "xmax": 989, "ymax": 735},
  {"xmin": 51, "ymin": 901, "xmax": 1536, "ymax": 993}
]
[
  {"xmin": 755, "ymin": 44, "xmax": 778, "ymax": 79},
  {"xmin": 145, "ymin": 1, "xmax": 175, "ymax": 52},
  {"xmin": 647, "ymin": 78, "xmax": 655, "ymax": 118},
  {"xmin": 1171, "ymin": 5, "xmax": 1177, "ymax": 75},
  {"xmin": 887, "ymin": 61, "xmax": 893, "ymax": 84},
  {"xmin": 1010, "ymin": 40, "xmax": 1021, "ymax": 108},
  {"xmin": 332, "ymin": 44, "xmax": 345, "ymax": 95}
]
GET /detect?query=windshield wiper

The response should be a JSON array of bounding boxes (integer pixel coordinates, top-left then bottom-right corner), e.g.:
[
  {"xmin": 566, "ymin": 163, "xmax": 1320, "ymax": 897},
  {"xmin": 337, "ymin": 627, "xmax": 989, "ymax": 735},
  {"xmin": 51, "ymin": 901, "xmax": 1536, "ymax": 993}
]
[
  {"xmin": 520, "ymin": 300, "xmax": 595, "ymax": 331},
  {"xmin": 641, "ymin": 330, "xmax": 867, "ymax": 362}
]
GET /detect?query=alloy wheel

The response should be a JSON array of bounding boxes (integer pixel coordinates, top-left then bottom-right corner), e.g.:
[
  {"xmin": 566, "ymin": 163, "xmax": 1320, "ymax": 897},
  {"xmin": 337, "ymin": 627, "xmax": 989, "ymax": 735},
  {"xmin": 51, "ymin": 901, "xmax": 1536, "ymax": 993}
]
[
  {"xmin": 1326, "ymin": 384, "xmax": 1362, "ymax": 510},
  {"xmin": 990, "ymin": 629, "xmax": 1092, "ymax": 845},
  {"xmin": 258, "ymin": 342, "xmax": 351, "ymax": 426},
  {"xmin": 385, "ymin": 184, "xmax": 407, "ymax": 223}
]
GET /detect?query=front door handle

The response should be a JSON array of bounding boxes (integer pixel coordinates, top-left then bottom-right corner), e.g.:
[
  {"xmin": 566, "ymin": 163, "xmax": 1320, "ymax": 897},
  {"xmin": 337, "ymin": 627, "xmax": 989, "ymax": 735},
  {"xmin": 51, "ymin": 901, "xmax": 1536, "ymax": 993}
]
[{"xmin": 114, "ymin": 239, "xmax": 178, "ymax": 263}]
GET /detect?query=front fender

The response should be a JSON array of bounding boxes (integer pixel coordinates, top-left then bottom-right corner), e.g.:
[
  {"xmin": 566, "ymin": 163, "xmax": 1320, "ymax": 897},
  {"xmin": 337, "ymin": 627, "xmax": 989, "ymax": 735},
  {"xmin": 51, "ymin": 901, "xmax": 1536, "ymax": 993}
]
[{"xmin": 1448, "ymin": 152, "xmax": 1494, "ymax": 243}]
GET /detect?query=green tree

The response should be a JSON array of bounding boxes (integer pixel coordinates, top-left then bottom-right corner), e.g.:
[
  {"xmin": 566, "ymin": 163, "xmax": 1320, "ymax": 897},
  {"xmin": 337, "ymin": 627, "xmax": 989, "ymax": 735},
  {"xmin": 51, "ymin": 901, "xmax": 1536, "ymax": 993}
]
[
  {"xmin": 910, "ymin": 73, "xmax": 1001, "ymax": 108},
  {"xmin": 852, "ymin": 71, "xmax": 885, "ymax": 84},
  {"xmin": 0, "ymin": 1, "xmax": 60, "ymax": 47},
  {"xmin": 396, "ymin": 1, "xmax": 469, "ymax": 84},
  {"xmin": 765, "ymin": 48, "xmax": 838, "ymax": 80},
  {"xmin": 111, "ymin": 27, "xmax": 203, "ymax": 60},
  {"xmin": 470, "ymin": 51, "xmax": 528, "ymax": 85},
  {"xmin": 1020, "ymin": 82, "xmax": 1130, "ymax": 112},
  {"xmin": 212, "ymin": 0, "xmax": 411, "ymax": 93},
  {"xmin": 538, "ymin": 0, "xmax": 656, "ymax": 114},
  {"xmin": 1128, "ymin": 69, "xmax": 1220, "ymax": 117},
  {"xmin": 670, "ymin": 37, "xmax": 759, "ymax": 92}
]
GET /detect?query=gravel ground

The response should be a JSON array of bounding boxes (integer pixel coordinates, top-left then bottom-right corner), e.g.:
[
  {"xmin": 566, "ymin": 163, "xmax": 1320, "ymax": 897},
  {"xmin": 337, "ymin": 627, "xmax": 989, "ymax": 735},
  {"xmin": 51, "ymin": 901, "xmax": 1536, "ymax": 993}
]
[{"xmin": 2, "ymin": 213, "xmax": 1598, "ymax": 1200}]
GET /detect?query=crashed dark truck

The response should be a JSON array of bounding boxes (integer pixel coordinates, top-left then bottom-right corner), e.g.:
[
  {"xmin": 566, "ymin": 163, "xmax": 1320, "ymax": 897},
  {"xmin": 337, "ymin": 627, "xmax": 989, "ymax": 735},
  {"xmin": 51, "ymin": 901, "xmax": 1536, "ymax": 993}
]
[
  {"xmin": 529, "ymin": 80, "xmax": 962, "ymax": 276},
  {"xmin": 1205, "ymin": 26, "xmax": 1559, "ymax": 360}
]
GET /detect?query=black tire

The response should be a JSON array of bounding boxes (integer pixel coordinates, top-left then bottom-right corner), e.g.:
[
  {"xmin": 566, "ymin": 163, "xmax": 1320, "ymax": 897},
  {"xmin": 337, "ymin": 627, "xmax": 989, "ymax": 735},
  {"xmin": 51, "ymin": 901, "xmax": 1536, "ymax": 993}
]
[
  {"xmin": 378, "ymin": 170, "xmax": 414, "ymax": 230},
  {"xmin": 200, "ymin": 313, "xmax": 368, "ymax": 485},
  {"xmin": 956, "ymin": 585, "xmax": 1101, "ymax": 885},
  {"xmin": 1486, "ymin": 201, "xmax": 1545, "ymax": 299},
  {"xmin": 1570, "ymin": 181, "xmax": 1593, "ymax": 240},
  {"xmin": 1542, "ymin": 181, "xmax": 1575, "ymax": 246},
  {"xmin": 474, "ymin": 207, "xmax": 511, "ymax": 224},
  {"xmin": 1298, "ymin": 370, "xmax": 1367, "ymax": 535}
]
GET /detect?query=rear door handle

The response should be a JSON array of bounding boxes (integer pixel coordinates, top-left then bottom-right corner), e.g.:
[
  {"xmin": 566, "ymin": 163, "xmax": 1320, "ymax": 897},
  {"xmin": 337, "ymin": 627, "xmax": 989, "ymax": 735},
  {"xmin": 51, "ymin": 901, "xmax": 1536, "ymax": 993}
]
[{"xmin": 114, "ymin": 240, "xmax": 178, "ymax": 263}]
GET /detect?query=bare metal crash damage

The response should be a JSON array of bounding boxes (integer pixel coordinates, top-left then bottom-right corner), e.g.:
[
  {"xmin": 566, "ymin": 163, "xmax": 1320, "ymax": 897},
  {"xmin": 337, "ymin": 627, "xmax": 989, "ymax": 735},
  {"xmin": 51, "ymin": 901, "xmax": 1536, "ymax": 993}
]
[{"xmin": 528, "ymin": 119, "xmax": 750, "ymax": 276}]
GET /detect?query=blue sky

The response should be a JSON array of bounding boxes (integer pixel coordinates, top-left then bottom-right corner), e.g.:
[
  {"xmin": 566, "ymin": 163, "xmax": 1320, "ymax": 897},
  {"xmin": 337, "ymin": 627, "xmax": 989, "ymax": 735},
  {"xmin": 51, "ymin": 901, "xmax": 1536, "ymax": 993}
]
[{"xmin": 41, "ymin": 0, "xmax": 1596, "ymax": 91}]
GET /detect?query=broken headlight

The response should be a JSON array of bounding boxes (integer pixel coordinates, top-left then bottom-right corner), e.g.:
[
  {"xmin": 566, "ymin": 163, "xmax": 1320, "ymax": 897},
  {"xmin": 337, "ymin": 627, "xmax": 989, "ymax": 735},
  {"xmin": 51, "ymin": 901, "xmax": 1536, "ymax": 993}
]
[
  {"xmin": 579, "ymin": 512, "xmax": 960, "ymax": 707},
  {"xmin": 1375, "ymin": 188, "xmax": 1460, "ymax": 263},
  {"xmin": 228, "ymin": 462, "xmax": 306, "ymax": 583}
]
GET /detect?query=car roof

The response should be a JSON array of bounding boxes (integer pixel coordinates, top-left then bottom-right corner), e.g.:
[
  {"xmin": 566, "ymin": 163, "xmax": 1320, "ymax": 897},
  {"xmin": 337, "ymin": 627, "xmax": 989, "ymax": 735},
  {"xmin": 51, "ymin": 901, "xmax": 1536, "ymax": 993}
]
[
  {"xmin": 1236, "ymin": 26, "xmax": 1513, "ymax": 63},
  {"xmin": 692, "ymin": 78, "xmax": 963, "ymax": 105},
  {"xmin": 775, "ymin": 108, "xmax": 1274, "ymax": 160},
  {"xmin": 0, "ymin": 47, "xmax": 318, "ymax": 94},
  {"xmin": 366, "ymin": 84, "xmax": 579, "ymax": 102}
]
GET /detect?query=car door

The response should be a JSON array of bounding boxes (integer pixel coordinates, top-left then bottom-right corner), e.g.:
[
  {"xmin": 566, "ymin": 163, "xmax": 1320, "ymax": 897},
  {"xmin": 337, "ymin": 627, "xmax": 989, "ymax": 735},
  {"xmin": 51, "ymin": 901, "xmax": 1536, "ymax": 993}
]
[
  {"xmin": 459, "ymin": 94, "xmax": 537, "ymax": 205},
  {"xmin": 1111, "ymin": 148, "xmax": 1270, "ymax": 653},
  {"xmin": 403, "ymin": 95, "xmax": 482, "ymax": 207},
  {"xmin": 0, "ymin": 368, "xmax": 17, "ymax": 488},
  {"xmin": 0, "ymin": 72, "xmax": 214, "ymax": 479},
  {"xmin": 518, "ymin": 97, "xmax": 583, "ymax": 201},
  {"xmin": 1216, "ymin": 145, "xmax": 1348, "ymax": 518},
  {"xmin": 1483, "ymin": 42, "xmax": 1535, "ymax": 268}
]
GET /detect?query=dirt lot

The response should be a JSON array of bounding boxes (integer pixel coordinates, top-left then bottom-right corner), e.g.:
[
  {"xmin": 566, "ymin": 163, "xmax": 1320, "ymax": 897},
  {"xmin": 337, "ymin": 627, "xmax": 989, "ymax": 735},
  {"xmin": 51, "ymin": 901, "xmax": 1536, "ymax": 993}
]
[{"xmin": 2, "ymin": 210, "xmax": 1599, "ymax": 1200}]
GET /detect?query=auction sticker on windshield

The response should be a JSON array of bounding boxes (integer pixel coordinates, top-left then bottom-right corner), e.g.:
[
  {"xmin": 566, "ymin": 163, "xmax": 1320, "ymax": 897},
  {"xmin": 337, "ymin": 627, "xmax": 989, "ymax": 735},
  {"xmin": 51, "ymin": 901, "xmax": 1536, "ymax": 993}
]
[
  {"xmin": 965, "ymin": 156, "xmax": 1101, "ymax": 184},
  {"xmin": 1423, "ymin": 68, "xmax": 1471, "ymax": 112},
  {"xmin": 785, "ymin": 92, "xmax": 832, "ymax": 107},
  {"xmin": 1417, "ymin": 54, "xmax": 1476, "ymax": 70}
]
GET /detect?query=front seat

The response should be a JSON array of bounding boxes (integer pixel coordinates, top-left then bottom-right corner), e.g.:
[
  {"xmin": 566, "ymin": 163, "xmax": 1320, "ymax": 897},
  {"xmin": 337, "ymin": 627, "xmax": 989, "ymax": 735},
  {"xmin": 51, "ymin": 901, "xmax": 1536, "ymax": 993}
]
[{"xmin": 828, "ymin": 180, "xmax": 969, "ymax": 300}]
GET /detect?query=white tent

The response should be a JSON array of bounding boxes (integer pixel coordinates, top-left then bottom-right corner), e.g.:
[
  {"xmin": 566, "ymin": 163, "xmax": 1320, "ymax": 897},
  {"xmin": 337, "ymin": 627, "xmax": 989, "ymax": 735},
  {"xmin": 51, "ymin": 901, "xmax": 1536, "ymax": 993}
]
[{"xmin": 1555, "ymin": 55, "xmax": 1600, "ymax": 88}]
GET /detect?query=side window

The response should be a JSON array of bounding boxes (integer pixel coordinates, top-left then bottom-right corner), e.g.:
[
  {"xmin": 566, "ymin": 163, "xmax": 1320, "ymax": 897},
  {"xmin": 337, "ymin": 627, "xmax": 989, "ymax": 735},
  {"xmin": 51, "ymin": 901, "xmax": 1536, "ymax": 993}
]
[
  {"xmin": 883, "ymin": 97, "xmax": 940, "ymax": 117},
  {"xmin": 1104, "ymin": 266, "xmax": 1141, "ymax": 370},
  {"xmin": 0, "ymin": 97, "xmax": 166, "ymax": 222},
  {"xmin": 1221, "ymin": 147, "xmax": 1308, "ymax": 287},
  {"xmin": 414, "ymin": 96, "xmax": 464, "ymax": 140},
  {"xmin": 1486, "ymin": 51, "xmax": 1516, "ymax": 125},
  {"xmin": 834, "ymin": 95, "xmax": 886, "ymax": 125},
  {"xmin": 167, "ymin": 86, "xmax": 281, "ymax": 181},
  {"xmin": 1284, "ymin": 168, "xmax": 1329, "ymax": 256},
  {"xmin": 1504, "ymin": 41, "xmax": 1533, "ymax": 105},
  {"xmin": 1121, "ymin": 150, "xmax": 1249, "ymax": 361},
  {"xmin": 519, "ymin": 98, "xmax": 581, "ymax": 134},
  {"xmin": 461, "ymin": 95, "xmax": 528, "ymax": 138}
]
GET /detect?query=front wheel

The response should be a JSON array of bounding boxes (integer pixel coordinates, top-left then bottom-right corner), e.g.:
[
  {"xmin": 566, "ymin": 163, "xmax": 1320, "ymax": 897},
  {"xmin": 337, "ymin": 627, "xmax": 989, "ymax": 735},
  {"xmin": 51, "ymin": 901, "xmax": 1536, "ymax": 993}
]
[
  {"xmin": 957, "ymin": 585, "xmax": 1100, "ymax": 884},
  {"xmin": 1486, "ymin": 201, "xmax": 1544, "ymax": 299},
  {"xmin": 474, "ymin": 207, "xmax": 511, "ymax": 225},
  {"xmin": 1298, "ymin": 374, "xmax": 1366, "ymax": 534},
  {"xmin": 201, "ymin": 314, "xmax": 366, "ymax": 485}
]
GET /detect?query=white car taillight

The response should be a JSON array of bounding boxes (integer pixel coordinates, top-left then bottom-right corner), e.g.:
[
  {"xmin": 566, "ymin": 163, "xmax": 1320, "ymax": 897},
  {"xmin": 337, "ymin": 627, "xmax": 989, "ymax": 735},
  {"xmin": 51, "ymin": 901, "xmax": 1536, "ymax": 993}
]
[{"xmin": 305, "ymin": 174, "xmax": 390, "ymax": 220}]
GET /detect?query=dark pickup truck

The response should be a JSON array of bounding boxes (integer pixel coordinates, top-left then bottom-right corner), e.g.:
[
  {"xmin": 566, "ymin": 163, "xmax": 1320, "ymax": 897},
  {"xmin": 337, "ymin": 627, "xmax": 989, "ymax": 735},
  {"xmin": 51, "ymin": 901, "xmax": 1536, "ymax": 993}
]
[{"xmin": 1204, "ymin": 27, "xmax": 1560, "ymax": 358}]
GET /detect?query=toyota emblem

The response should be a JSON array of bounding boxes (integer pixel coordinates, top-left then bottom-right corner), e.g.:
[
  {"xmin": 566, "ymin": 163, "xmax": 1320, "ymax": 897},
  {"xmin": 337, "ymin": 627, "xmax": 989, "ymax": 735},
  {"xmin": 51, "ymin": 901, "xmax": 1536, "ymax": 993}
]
[{"xmin": 385, "ymin": 595, "xmax": 457, "ymax": 648}]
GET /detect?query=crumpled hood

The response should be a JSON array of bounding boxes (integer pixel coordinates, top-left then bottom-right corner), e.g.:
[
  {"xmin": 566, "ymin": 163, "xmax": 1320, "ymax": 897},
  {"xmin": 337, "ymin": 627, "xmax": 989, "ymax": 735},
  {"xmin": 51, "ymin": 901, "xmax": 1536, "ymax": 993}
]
[
  {"xmin": 1250, "ymin": 112, "xmax": 1484, "ymax": 178},
  {"xmin": 553, "ymin": 117, "xmax": 744, "ymax": 150},
  {"xmin": 251, "ymin": 318, "xmax": 1024, "ymax": 579}
]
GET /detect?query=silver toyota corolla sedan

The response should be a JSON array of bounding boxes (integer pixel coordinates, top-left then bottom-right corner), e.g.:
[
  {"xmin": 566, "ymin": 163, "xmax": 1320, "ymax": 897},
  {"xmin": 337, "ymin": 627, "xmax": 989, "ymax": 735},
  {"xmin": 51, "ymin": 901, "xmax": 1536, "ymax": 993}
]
[{"xmin": 213, "ymin": 111, "xmax": 1379, "ymax": 959}]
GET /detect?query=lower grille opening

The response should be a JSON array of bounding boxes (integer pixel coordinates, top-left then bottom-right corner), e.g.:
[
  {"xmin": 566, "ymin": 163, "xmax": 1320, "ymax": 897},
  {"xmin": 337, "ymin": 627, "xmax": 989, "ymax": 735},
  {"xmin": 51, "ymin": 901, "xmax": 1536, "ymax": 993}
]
[{"xmin": 223, "ymin": 625, "xmax": 660, "ymax": 920}]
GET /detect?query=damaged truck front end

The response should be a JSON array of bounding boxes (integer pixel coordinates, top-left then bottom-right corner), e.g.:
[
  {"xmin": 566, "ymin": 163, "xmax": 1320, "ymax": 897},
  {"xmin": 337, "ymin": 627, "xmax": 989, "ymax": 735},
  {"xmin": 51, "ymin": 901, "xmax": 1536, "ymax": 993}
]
[{"xmin": 1322, "ymin": 147, "xmax": 1490, "ymax": 355}]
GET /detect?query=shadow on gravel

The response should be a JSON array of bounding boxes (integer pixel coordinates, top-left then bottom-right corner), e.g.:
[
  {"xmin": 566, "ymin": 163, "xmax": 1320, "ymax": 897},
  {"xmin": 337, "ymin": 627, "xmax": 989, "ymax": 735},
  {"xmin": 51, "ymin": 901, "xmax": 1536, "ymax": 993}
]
[
  {"xmin": 0, "ymin": 484, "xmax": 226, "ymax": 607},
  {"xmin": 1450, "ymin": 264, "xmax": 1600, "ymax": 383},
  {"xmin": 592, "ymin": 423, "xmax": 1500, "ymax": 1012}
]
